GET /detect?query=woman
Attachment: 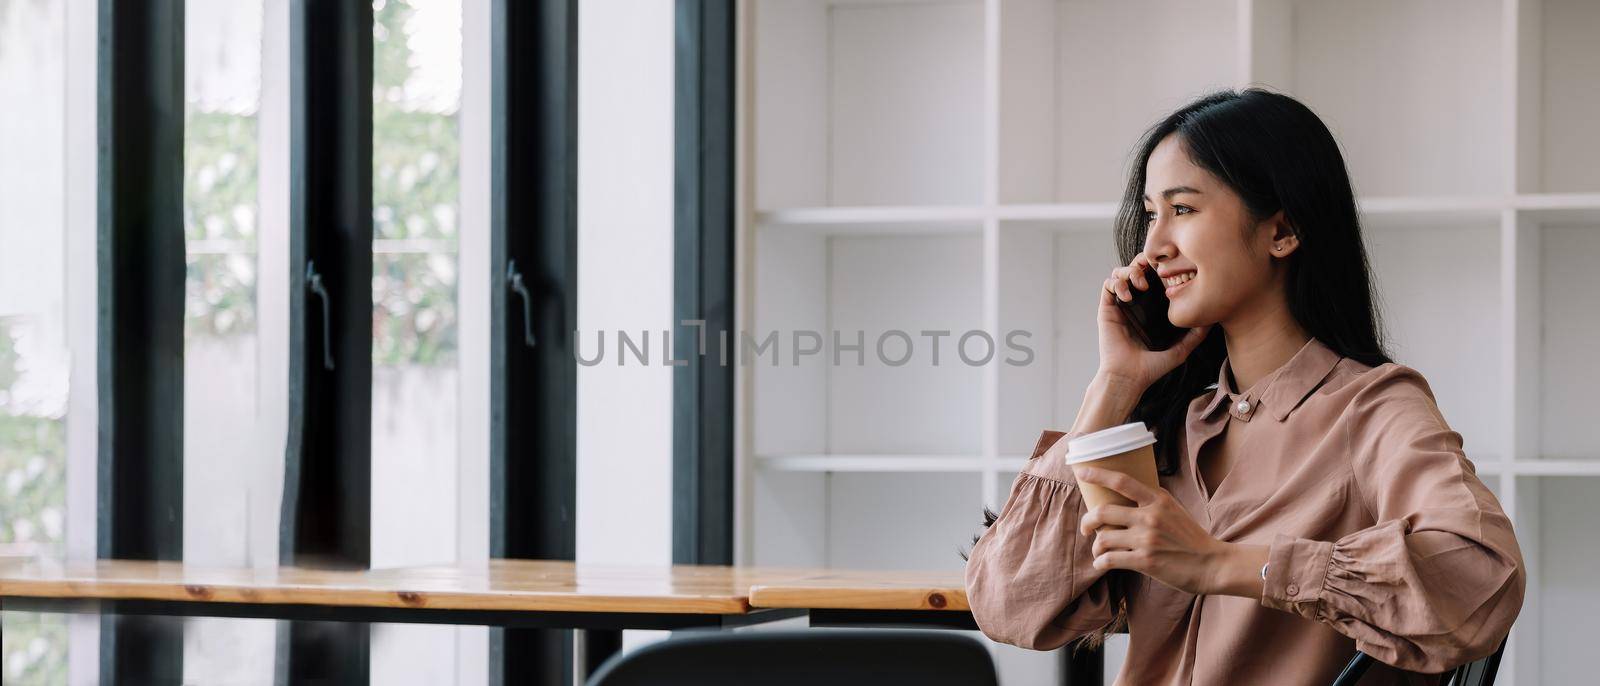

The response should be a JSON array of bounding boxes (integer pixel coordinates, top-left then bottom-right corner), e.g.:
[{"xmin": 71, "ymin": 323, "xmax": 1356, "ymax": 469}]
[{"xmin": 962, "ymin": 89, "xmax": 1524, "ymax": 685}]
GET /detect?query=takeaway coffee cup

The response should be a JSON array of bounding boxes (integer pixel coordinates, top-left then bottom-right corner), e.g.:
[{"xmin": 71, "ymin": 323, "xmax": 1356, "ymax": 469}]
[{"xmin": 1066, "ymin": 422, "xmax": 1160, "ymax": 510}]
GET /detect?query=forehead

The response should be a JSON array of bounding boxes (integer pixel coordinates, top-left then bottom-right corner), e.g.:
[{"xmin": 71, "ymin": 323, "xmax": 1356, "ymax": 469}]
[{"xmin": 1143, "ymin": 134, "xmax": 1211, "ymax": 197}]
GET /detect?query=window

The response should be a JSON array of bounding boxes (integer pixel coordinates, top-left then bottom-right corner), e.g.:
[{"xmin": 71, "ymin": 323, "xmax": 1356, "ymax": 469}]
[
  {"xmin": 183, "ymin": 0, "xmax": 274, "ymax": 680},
  {"xmin": 370, "ymin": 0, "xmax": 464, "ymax": 678},
  {"xmin": 0, "ymin": 0, "xmax": 70, "ymax": 681}
]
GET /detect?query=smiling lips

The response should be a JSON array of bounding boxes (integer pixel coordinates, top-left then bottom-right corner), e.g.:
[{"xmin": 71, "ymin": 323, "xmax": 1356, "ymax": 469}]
[{"xmin": 1161, "ymin": 271, "xmax": 1196, "ymax": 295}]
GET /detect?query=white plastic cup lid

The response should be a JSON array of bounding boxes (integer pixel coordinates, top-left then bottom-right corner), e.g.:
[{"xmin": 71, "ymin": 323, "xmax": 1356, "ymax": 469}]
[{"xmin": 1065, "ymin": 422, "xmax": 1157, "ymax": 465}]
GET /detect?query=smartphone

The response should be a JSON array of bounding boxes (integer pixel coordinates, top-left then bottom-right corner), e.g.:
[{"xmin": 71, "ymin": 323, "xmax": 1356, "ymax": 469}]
[{"xmin": 1113, "ymin": 264, "xmax": 1187, "ymax": 351}]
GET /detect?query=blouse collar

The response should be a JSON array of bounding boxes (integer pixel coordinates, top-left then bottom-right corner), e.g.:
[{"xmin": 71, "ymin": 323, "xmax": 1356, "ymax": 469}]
[{"xmin": 1197, "ymin": 336, "xmax": 1344, "ymax": 423}]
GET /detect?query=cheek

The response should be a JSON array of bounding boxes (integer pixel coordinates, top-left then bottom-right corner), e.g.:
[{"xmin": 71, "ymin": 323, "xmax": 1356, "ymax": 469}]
[
  {"xmin": 1167, "ymin": 254, "xmax": 1240, "ymax": 325},
  {"xmin": 1182, "ymin": 257, "xmax": 1255, "ymax": 317}
]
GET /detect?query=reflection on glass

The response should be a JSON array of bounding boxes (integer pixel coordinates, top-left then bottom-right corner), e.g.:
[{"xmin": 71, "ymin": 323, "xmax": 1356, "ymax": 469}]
[{"xmin": 372, "ymin": 0, "xmax": 461, "ymax": 679}]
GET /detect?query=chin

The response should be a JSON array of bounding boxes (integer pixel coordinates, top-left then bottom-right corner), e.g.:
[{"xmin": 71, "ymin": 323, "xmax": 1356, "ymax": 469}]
[{"xmin": 1166, "ymin": 305, "xmax": 1198, "ymax": 329}]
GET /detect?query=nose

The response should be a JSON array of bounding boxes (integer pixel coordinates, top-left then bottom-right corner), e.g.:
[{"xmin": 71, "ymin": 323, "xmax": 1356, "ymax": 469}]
[{"xmin": 1144, "ymin": 217, "xmax": 1176, "ymax": 265}]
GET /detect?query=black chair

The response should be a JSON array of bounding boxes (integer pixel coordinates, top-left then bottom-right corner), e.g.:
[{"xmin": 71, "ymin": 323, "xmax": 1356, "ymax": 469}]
[
  {"xmin": 1331, "ymin": 637, "xmax": 1508, "ymax": 686},
  {"xmin": 585, "ymin": 628, "xmax": 999, "ymax": 686}
]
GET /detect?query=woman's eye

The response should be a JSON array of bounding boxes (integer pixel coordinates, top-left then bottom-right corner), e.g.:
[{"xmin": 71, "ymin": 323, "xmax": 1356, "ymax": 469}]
[
  {"xmin": 1143, "ymin": 210, "xmax": 1156, "ymax": 223},
  {"xmin": 1173, "ymin": 205, "xmax": 1194, "ymax": 215}
]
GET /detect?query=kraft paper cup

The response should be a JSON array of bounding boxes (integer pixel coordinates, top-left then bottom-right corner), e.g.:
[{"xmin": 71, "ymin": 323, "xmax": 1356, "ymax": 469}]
[{"xmin": 1066, "ymin": 422, "xmax": 1159, "ymax": 511}]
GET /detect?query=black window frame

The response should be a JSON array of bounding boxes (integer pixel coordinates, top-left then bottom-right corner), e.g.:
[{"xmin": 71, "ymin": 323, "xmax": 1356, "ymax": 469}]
[
  {"xmin": 488, "ymin": 0, "xmax": 583, "ymax": 683},
  {"xmin": 276, "ymin": 0, "xmax": 376, "ymax": 681},
  {"xmin": 671, "ymin": 0, "xmax": 736, "ymax": 570},
  {"xmin": 96, "ymin": 0, "xmax": 187, "ymax": 682}
]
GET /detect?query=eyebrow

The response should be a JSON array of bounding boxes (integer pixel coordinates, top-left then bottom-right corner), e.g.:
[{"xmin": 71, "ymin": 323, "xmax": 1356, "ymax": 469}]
[{"xmin": 1141, "ymin": 186, "xmax": 1203, "ymax": 201}]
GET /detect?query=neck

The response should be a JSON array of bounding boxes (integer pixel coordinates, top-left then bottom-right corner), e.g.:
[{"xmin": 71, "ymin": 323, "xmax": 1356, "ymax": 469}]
[{"xmin": 1221, "ymin": 293, "xmax": 1309, "ymax": 392}]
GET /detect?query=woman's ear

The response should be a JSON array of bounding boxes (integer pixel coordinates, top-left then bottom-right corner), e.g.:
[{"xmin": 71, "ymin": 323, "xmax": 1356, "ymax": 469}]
[{"xmin": 1265, "ymin": 210, "xmax": 1300, "ymax": 258}]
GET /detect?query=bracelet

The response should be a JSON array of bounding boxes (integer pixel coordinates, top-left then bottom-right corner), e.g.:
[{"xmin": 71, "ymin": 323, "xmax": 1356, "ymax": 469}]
[{"xmin": 1260, "ymin": 561, "xmax": 1270, "ymax": 581}]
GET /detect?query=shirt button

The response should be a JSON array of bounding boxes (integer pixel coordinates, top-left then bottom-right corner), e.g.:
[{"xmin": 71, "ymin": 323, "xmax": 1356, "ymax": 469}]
[
  {"xmin": 1235, "ymin": 399, "xmax": 1252, "ymax": 414},
  {"xmin": 1286, "ymin": 583, "xmax": 1300, "ymax": 597}
]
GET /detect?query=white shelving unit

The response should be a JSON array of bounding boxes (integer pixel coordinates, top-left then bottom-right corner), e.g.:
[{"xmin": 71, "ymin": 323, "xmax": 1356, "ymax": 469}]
[{"xmin": 737, "ymin": 1, "xmax": 1600, "ymax": 684}]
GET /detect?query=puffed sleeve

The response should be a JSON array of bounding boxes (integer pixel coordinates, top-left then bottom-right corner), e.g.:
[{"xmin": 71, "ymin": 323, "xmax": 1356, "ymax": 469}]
[
  {"xmin": 964, "ymin": 429, "xmax": 1127, "ymax": 650},
  {"xmin": 1260, "ymin": 364, "xmax": 1525, "ymax": 673}
]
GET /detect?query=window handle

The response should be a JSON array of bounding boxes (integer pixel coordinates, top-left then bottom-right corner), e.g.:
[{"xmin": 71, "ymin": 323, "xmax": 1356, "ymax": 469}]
[
  {"xmin": 507, "ymin": 259, "xmax": 537, "ymax": 348},
  {"xmin": 306, "ymin": 260, "xmax": 335, "ymax": 371}
]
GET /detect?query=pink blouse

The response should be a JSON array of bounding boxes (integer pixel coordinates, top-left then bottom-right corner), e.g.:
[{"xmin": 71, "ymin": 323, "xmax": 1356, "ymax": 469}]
[{"xmin": 964, "ymin": 336, "xmax": 1525, "ymax": 685}]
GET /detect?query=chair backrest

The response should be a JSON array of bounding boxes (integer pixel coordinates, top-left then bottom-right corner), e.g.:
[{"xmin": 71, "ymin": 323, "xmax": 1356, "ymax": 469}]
[
  {"xmin": 1330, "ymin": 637, "xmax": 1507, "ymax": 686},
  {"xmin": 585, "ymin": 628, "xmax": 999, "ymax": 686}
]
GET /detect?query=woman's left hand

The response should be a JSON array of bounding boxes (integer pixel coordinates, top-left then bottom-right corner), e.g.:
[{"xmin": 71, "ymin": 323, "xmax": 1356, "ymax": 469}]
[{"xmin": 1075, "ymin": 466, "xmax": 1264, "ymax": 598}]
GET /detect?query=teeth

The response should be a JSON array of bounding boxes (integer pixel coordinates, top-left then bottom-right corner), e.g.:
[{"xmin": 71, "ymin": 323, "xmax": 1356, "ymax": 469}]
[{"xmin": 1163, "ymin": 272, "xmax": 1195, "ymax": 288}]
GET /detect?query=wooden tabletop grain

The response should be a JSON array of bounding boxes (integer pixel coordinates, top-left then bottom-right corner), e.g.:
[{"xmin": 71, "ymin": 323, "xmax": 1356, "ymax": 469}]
[
  {"xmin": 0, "ymin": 558, "xmax": 969, "ymax": 615},
  {"xmin": 746, "ymin": 568, "xmax": 968, "ymax": 612}
]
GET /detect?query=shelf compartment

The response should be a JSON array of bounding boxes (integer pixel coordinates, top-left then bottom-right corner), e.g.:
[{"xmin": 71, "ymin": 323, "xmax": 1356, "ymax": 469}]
[
  {"xmin": 992, "ymin": 225, "xmax": 1114, "ymax": 470},
  {"xmin": 1538, "ymin": 220, "xmax": 1600, "ymax": 461},
  {"xmin": 827, "ymin": 471, "xmax": 984, "ymax": 571},
  {"xmin": 754, "ymin": 0, "xmax": 984, "ymax": 209},
  {"xmin": 1264, "ymin": 0, "xmax": 1506, "ymax": 197},
  {"xmin": 999, "ymin": 0, "xmax": 1241, "ymax": 204},
  {"xmin": 1365, "ymin": 219, "xmax": 1505, "ymax": 455},
  {"xmin": 826, "ymin": 234, "xmax": 984, "ymax": 455},
  {"xmin": 750, "ymin": 471, "xmax": 985, "ymax": 571},
  {"xmin": 1535, "ymin": 0, "xmax": 1600, "ymax": 193},
  {"xmin": 752, "ymin": 229, "xmax": 830, "ymax": 459},
  {"xmin": 751, "ymin": 230, "xmax": 985, "ymax": 459},
  {"xmin": 1528, "ymin": 474, "xmax": 1600, "ymax": 685}
]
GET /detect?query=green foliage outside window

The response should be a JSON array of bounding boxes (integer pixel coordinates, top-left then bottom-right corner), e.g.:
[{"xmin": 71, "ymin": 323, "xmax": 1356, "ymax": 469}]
[
  {"xmin": 182, "ymin": 0, "xmax": 460, "ymax": 366},
  {"xmin": 373, "ymin": 0, "xmax": 461, "ymax": 367},
  {"xmin": 185, "ymin": 111, "xmax": 260, "ymax": 338},
  {"xmin": 0, "ymin": 321, "xmax": 67, "ymax": 685}
]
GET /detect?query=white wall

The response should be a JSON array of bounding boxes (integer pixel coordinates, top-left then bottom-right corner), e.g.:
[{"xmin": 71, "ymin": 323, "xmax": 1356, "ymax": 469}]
[{"xmin": 575, "ymin": 0, "xmax": 676, "ymax": 618}]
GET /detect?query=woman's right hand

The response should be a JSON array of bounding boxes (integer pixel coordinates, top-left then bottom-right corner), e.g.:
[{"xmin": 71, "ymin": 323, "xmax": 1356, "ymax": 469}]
[{"xmin": 1097, "ymin": 251, "xmax": 1212, "ymax": 391}]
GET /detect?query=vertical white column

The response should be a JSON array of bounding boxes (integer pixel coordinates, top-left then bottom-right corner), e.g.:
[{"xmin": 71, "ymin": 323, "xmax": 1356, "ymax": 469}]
[
  {"xmin": 1500, "ymin": 1, "xmax": 1544, "ymax": 683},
  {"xmin": 979, "ymin": 0, "xmax": 1001, "ymax": 506},
  {"xmin": 575, "ymin": 0, "xmax": 674, "ymax": 583},
  {"xmin": 454, "ymin": 0, "xmax": 492, "ymax": 682},
  {"xmin": 254, "ymin": 0, "xmax": 290, "ymax": 575},
  {"xmin": 1497, "ymin": 207, "xmax": 1543, "ymax": 686},
  {"xmin": 63, "ymin": 0, "xmax": 101, "ymax": 680}
]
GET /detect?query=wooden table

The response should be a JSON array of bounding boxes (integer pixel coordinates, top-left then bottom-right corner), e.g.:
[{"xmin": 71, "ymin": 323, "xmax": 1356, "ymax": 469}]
[
  {"xmin": 0, "ymin": 558, "xmax": 975, "ymax": 679},
  {"xmin": 747, "ymin": 567, "xmax": 973, "ymax": 630},
  {"xmin": 0, "ymin": 558, "xmax": 829, "ymax": 630},
  {"xmin": 0, "ymin": 557, "xmax": 968, "ymax": 620}
]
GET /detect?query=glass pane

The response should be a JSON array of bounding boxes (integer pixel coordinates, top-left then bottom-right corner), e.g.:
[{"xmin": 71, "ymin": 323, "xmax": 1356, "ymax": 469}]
[
  {"xmin": 0, "ymin": 0, "xmax": 70, "ymax": 681},
  {"xmin": 183, "ymin": 0, "xmax": 273, "ymax": 680},
  {"xmin": 371, "ymin": 0, "xmax": 461, "ymax": 678},
  {"xmin": 372, "ymin": 0, "xmax": 461, "ymax": 562}
]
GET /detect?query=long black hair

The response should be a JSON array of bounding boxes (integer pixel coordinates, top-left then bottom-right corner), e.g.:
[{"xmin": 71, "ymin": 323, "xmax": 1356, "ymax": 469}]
[{"xmin": 961, "ymin": 87, "xmax": 1394, "ymax": 570}]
